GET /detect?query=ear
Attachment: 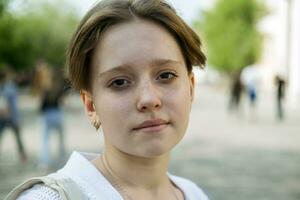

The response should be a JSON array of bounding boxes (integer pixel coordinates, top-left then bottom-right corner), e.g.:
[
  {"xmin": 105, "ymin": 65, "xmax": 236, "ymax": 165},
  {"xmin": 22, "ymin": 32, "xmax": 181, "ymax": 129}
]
[
  {"xmin": 189, "ymin": 72, "xmax": 195, "ymax": 102},
  {"xmin": 80, "ymin": 90, "xmax": 99, "ymax": 123}
]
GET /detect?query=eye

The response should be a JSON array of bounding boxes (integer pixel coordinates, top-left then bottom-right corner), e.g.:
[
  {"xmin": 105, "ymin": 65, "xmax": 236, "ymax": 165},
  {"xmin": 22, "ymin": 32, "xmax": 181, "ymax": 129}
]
[
  {"xmin": 108, "ymin": 78, "xmax": 131, "ymax": 89},
  {"xmin": 157, "ymin": 71, "xmax": 178, "ymax": 81}
]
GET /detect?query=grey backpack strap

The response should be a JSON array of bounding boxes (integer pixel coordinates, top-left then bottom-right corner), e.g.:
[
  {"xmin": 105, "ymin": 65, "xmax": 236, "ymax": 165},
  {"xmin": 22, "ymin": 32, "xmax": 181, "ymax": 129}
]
[
  {"xmin": 54, "ymin": 178, "xmax": 86, "ymax": 200},
  {"xmin": 5, "ymin": 176, "xmax": 85, "ymax": 200}
]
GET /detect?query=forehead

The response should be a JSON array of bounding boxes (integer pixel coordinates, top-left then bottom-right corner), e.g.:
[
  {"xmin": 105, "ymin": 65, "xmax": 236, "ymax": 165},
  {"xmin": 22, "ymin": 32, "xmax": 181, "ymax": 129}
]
[{"xmin": 91, "ymin": 18, "xmax": 185, "ymax": 73}]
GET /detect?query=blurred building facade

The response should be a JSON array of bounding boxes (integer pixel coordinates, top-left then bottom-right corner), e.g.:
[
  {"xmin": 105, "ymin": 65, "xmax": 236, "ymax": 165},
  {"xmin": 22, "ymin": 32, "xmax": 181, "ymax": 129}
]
[
  {"xmin": 289, "ymin": 0, "xmax": 300, "ymax": 105},
  {"xmin": 258, "ymin": 0, "xmax": 300, "ymax": 106}
]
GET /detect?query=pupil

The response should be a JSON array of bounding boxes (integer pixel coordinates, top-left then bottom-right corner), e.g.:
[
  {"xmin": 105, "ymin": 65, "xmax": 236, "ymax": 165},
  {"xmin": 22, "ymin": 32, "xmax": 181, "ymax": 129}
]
[
  {"xmin": 115, "ymin": 80, "xmax": 124, "ymax": 85},
  {"xmin": 162, "ymin": 73, "xmax": 170, "ymax": 79}
]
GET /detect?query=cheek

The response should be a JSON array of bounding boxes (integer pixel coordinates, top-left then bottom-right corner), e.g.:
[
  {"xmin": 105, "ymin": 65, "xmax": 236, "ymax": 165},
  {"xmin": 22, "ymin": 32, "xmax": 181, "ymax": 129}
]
[
  {"xmin": 95, "ymin": 94, "xmax": 132, "ymax": 125},
  {"xmin": 165, "ymin": 82, "xmax": 192, "ymax": 119}
]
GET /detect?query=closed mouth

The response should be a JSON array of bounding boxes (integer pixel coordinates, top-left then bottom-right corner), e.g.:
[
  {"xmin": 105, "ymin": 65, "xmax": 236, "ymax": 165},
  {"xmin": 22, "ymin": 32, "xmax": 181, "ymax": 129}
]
[{"xmin": 133, "ymin": 119, "xmax": 169, "ymax": 131}]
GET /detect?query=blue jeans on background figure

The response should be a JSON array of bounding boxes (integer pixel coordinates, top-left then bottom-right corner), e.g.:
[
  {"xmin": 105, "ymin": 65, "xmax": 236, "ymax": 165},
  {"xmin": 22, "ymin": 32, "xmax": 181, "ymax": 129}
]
[{"xmin": 40, "ymin": 108, "xmax": 66, "ymax": 169}]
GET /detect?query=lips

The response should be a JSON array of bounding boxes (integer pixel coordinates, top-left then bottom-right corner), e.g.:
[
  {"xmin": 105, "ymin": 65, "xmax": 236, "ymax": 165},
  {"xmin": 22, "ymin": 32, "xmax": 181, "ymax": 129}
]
[{"xmin": 133, "ymin": 119, "xmax": 169, "ymax": 131}]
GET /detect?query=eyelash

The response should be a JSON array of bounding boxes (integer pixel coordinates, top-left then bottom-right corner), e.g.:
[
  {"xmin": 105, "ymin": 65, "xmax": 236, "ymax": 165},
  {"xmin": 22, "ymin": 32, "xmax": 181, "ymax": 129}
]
[
  {"xmin": 156, "ymin": 71, "xmax": 178, "ymax": 81},
  {"xmin": 108, "ymin": 78, "xmax": 131, "ymax": 89}
]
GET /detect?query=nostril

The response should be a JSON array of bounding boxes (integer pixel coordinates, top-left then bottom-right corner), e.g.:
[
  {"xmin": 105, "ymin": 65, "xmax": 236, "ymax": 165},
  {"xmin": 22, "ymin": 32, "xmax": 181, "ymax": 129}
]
[{"xmin": 139, "ymin": 105, "xmax": 148, "ymax": 111}]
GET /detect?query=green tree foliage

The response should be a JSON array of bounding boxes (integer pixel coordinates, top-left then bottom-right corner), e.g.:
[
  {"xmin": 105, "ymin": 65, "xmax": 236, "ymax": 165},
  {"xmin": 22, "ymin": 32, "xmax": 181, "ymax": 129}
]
[
  {"xmin": 0, "ymin": 0, "xmax": 15, "ymax": 68},
  {"xmin": 194, "ymin": 0, "xmax": 266, "ymax": 74},
  {"xmin": 0, "ymin": 0, "xmax": 9, "ymax": 16},
  {"xmin": 0, "ymin": 0, "xmax": 6, "ymax": 16},
  {"xmin": 0, "ymin": 0, "xmax": 79, "ymax": 70}
]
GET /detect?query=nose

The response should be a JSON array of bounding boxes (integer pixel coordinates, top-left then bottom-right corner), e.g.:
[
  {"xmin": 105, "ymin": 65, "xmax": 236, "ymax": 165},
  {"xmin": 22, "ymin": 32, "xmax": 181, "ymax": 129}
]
[{"xmin": 136, "ymin": 81, "xmax": 162, "ymax": 112}]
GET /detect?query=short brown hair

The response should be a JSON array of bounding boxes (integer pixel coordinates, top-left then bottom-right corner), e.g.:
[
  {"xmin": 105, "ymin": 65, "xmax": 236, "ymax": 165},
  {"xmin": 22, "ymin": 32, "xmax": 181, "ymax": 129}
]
[{"xmin": 67, "ymin": 0, "xmax": 206, "ymax": 91}]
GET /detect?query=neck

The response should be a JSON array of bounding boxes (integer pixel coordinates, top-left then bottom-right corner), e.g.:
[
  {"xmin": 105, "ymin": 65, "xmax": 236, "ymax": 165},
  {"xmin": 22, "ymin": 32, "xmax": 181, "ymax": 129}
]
[
  {"xmin": 92, "ymin": 144, "xmax": 183, "ymax": 199},
  {"xmin": 102, "ymin": 146, "xmax": 171, "ymax": 189}
]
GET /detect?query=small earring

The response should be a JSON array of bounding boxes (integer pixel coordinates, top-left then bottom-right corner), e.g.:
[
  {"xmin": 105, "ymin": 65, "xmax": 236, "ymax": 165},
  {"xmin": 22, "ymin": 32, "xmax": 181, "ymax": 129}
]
[{"xmin": 93, "ymin": 119, "xmax": 101, "ymax": 130}]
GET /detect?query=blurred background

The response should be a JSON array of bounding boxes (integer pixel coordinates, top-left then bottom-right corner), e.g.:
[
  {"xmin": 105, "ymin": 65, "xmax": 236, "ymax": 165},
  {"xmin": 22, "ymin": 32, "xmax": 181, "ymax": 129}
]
[{"xmin": 0, "ymin": 0, "xmax": 299, "ymax": 199}]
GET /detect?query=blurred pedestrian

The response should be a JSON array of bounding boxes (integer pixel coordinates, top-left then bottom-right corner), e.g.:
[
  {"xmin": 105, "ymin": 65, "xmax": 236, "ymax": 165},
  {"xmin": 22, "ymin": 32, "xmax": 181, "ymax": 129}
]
[
  {"xmin": 241, "ymin": 64, "xmax": 260, "ymax": 120},
  {"xmin": 274, "ymin": 75, "xmax": 286, "ymax": 120},
  {"xmin": 0, "ymin": 68, "xmax": 27, "ymax": 163},
  {"xmin": 33, "ymin": 62, "xmax": 66, "ymax": 170},
  {"xmin": 228, "ymin": 70, "xmax": 244, "ymax": 115}
]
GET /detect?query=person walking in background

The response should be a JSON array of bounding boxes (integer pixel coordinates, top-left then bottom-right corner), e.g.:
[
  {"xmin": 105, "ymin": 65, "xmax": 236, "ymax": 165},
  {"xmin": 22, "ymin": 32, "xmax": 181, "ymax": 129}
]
[
  {"xmin": 0, "ymin": 68, "xmax": 27, "ymax": 163},
  {"xmin": 241, "ymin": 64, "xmax": 260, "ymax": 120},
  {"xmin": 275, "ymin": 75, "xmax": 286, "ymax": 121},
  {"xmin": 33, "ymin": 62, "xmax": 66, "ymax": 170},
  {"xmin": 228, "ymin": 70, "xmax": 244, "ymax": 116}
]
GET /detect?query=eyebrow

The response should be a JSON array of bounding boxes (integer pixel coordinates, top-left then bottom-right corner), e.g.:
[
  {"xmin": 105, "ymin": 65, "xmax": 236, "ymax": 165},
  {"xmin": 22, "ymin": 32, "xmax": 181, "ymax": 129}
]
[
  {"xmin": 150, "ymin": 59, "xmax": 183, "ymax": 67},
  {"xmin": 98, "ymin": 59, "xmax": 183, "ymax": 78},
  {"xmin": 98, "ymin": 65, "xmax": 132, "ymax": 79}
]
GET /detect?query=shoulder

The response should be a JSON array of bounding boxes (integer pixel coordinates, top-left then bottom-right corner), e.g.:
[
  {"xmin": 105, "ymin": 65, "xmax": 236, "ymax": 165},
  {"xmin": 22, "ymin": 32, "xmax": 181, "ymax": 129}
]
[
  {"xmin": 11, "ymin": 173, "xmax": 79, "ymax": 200},
  {"xmin": 170, "ymin": 175, "xmax": 210, "ymax": 200},
  {"xmin": 16, "ymin": 184, "xmax": 62, "ymax": 200}
]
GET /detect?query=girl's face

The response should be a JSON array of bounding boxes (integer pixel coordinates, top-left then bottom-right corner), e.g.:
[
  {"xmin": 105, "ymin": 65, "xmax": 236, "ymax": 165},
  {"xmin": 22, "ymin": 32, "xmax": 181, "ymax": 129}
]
[{"xmin": 83, "ymin": 19, "xmax": 195, "ymax": 158}]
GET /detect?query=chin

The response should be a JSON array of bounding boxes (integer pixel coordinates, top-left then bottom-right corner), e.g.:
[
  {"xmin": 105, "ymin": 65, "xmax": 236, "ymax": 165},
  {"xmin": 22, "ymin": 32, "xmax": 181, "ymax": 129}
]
[{"xmin": 135, "ymin": 143, "xmax": 174, "ymax": 158}]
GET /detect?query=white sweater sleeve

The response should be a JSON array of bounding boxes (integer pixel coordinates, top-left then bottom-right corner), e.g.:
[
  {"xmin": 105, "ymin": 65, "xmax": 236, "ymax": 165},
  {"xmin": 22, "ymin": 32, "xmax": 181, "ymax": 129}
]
[{"xmin": 16, "ymin": 184, "xmax": 62, "ymax": 200}]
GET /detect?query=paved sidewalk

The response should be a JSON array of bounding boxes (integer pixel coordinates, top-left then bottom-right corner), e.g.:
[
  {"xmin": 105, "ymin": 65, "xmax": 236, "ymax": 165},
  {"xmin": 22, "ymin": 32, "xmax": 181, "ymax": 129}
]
[{"xmin": 0, "ymin": 85, "xmax": 299, "ymax": 200}]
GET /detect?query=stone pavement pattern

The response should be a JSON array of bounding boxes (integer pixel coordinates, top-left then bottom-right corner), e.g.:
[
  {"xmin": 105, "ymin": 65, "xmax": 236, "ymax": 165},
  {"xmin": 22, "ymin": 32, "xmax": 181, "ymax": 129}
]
[{"xmin": 0, "ymin": 85, "xmax": 299, "ymax": 200}]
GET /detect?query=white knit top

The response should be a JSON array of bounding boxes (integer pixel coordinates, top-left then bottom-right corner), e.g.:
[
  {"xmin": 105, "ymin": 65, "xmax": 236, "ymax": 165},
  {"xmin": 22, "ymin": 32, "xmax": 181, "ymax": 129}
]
[{"xmin": 17, "ymin": 152, "xmax": 209, "ymax": 200}]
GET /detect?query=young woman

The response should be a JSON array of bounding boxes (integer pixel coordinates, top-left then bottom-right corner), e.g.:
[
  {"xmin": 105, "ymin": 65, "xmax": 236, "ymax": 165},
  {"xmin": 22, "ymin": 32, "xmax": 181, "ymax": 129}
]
[{"xmin": 8, "ymin": 0, "xmax": 208, "ymax": 199}]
